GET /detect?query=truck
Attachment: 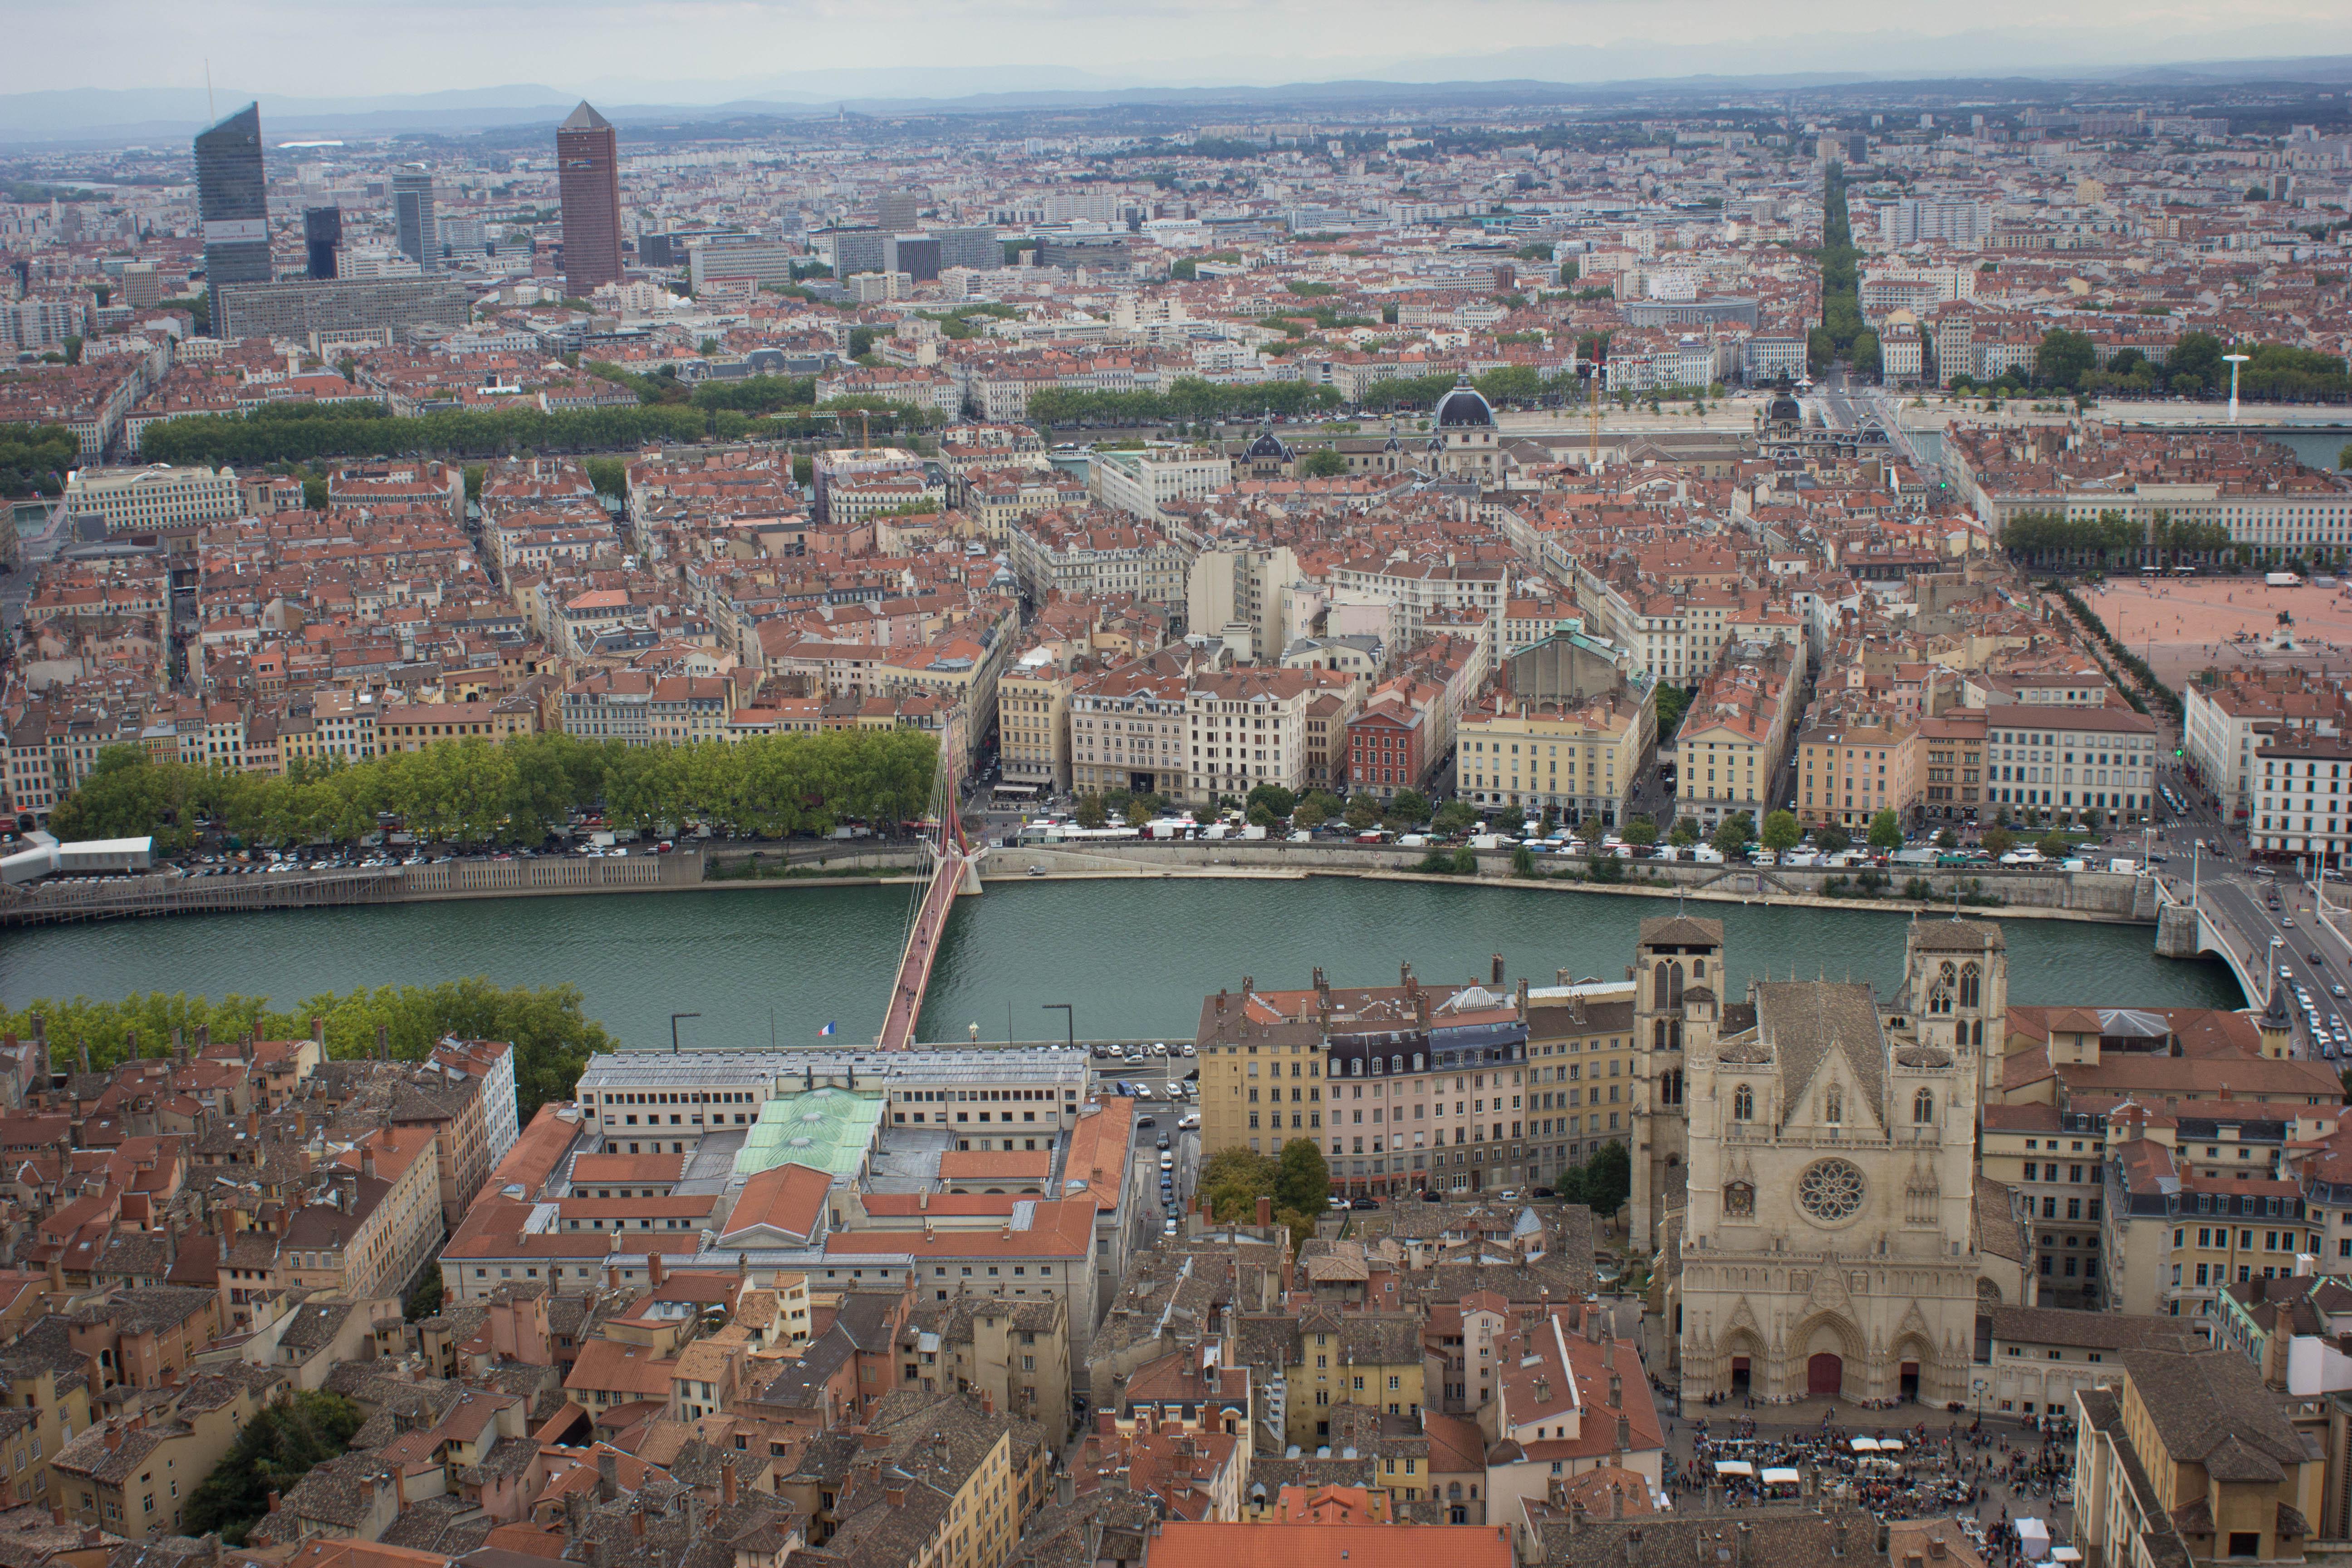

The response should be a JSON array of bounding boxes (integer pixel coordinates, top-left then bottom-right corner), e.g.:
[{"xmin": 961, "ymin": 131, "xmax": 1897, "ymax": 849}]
[
  {"xmin": 1892, "ymin": 847, "xmax": 1939, "ymax": 866},
  {"xmin": 2268, "ymin": 572, "xmax": 2304, "ymax": 588},
  {"xmin": 1468, "ymin": 833, "xmax": 1508, "ymax": 851},
  {"xmin": 2106, "ymin": 858, "xmax": 2139, "ymax": 876},
  {"xmin": 1240, "ymin": 823, "xmax": 1267, "ymax": 840}
]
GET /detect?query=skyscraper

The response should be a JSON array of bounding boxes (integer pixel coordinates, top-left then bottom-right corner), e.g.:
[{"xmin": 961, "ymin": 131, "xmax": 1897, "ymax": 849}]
[
  {"xmin": 194, "ymin": 103, "xmax": 271, "ymax": 333},
  {"xmin": 876, "ymin": 189, "xmax": 921, "ymax": 232},
  {"xmin": 556, "ymin": 101, "xmax": 623, "ymax": 297},
  {"xmin": 303, "ymin": 206, "xmax": 343, "ymax": 279},
  {"xmin": 392, "ymin": 165, "xmax": 439, "ymax": 272}
]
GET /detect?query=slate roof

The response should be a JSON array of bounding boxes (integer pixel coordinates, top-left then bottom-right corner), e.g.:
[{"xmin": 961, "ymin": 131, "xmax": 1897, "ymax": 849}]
[{"xmin": 1755, "ymin": 980, "xmax": 1886, "ymax": 1122}]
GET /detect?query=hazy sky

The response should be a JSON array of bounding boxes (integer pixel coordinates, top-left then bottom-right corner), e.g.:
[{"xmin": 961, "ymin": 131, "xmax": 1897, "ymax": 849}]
[{"xmin": 11, "ymin": 0, "xmax": 2352, "ymax": 100}]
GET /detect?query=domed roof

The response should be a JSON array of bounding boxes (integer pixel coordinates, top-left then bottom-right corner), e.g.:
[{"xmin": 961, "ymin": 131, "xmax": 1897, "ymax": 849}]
[
  {"xmin": 1433, "ymin": 375, "xmax": 1496, "ymax": 430},
  {"xmin": 1243, "ymin": 425, "xmax": 1292, "ymax": 461},
  {"xmin": 1765, "ymin": 394, "xmax": 1803, "ymax": 426},
  {"xmin": 1895, "ymin": 1044, "xmax": 1955, "ymax": 1069}
]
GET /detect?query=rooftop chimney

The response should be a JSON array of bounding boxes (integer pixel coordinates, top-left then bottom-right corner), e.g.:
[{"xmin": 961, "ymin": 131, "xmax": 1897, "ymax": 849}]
[{"xmin": 597, "ymin": 1449, "xmax": 619, "ymax": 1501}]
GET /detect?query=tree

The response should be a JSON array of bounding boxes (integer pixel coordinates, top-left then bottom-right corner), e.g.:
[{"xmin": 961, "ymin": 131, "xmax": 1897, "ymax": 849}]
[
  {"xmin": 1073, "ymin": 794, "xmax": 1108, "ymax": 829},
  {"xmin": 2038, "ymin": 831, "xmax": 2072, "ymax": 858},
  {"xmin": 1275, "ymin": 1139, "xmax": 1331, "ymax": 1213},
  {"xmin": 1246, "ymin": 783, "xmax": 1297, "ymax": 820},
  {"xmin": 1981, "ymin": 824, "xmax": 2015, "ymax": 857},
  {"xmin": 1622, "ymin": 814, "xmax": 1659, "ymax": 847},
  {"xmin": 184, "ymin": 1390, "xmax": 365, "ymax": 1544},
  {"xmin": 1343, "ymin": 794, "xmax": 1381, "ymax": 830},
  {"xmin": 1432, "ymin": 800, "xmax": 1478, "ymax": 835},
  {"xmin": 1171, "ymin": 258, "xmax": 1198, "ymax": 281},
  {"xmin": 1652, "ymin": 685, "xmax": 1691, "ymax": 740},
  {"xmin": 1867, "ymin": 809, "xmax": 1904, "ymax": 851},
  {"xmin": 1452, "ymin": 847, "xmax": 1478, "ymax": 875},
  {"xmin": 1390, "ymin": 788, "xmax": 1430, "ymax": 822},
  {"xmin": 404, "ymin": 1269, "xmax": 444, "ymax": 1320},
  {"xmin": 1128, "ymin": 795, "xmax": 1157, "ymax": 827},
  {"xmin": 1299, "ymin": 448, "xmax": 1347, "ymax": 479},
  {"xmin": 2036, "ymin": 329, "xmax": 2097, "ymax": 392},
  {"xmin": 1813, "ymin": 824, "xmax": 1851, "ymax": 855},
  {"xmin": 1760, "ymin": 809, "xmax": 1802, "ymax": 855},
  {"xmin": 1934, "ymin": 827, "xmax": 1958, "ymax": 850},
  {"xmin": 1710, "ymin": 816, "xmax": 1751, "ymax": 856},
  {"xmin": 1570, "ymin": 1140, "xmax": 1632, "ymax": 1218},
  {"xmin": 1246, "ymin": 800, "xmax": 1277, "ymax": 828},
  {"xmin": 1293, "ymin": 791, "xmax": 1338, "ymax": 830},
  {"xmin": 1511, "ymin": 843, "xmax": 1538, "ymax": 877},
  {"xmin": 1667, "ymin": 816, "xmax": 1701, "ymax": 848}
]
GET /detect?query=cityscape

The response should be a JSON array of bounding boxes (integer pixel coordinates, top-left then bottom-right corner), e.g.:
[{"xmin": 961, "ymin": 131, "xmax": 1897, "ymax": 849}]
[{"xmin": 4, "ymin": 19, "xmax": 2352, "ymax": 1568}]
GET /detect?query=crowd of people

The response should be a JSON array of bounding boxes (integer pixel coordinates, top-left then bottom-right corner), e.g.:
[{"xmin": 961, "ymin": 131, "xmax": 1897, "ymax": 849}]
[{"xmin": 1659, "ymin": 1413, "xmax": 2079, "ymax": 1535}]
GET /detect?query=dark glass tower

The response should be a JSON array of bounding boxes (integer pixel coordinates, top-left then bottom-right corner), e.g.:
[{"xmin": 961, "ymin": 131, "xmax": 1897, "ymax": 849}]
[
  {"xmin": 556, "ymin": 101, "xmax": 623, "ymax": 297},
  {"xmin": 393, "ymin": 165, "xmax": 438, "ymax": 271},
  {"xmin": 303, "ymin": 206, "xmax": 342, "ymax": 279},
  {"xmin": 195, "ymin": 103, "xmax": 271, "ymax": 332}
]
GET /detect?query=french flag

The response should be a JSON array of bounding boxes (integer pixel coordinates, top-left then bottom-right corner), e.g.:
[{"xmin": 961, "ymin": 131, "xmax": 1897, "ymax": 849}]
[{"xmin": 818, "ymin": 1022, "xmax": 837, "ymax": 1037}]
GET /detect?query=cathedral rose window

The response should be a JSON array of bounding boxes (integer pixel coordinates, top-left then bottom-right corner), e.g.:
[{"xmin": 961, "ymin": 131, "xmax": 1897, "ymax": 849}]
[{"xmin": 1797, "ymin": 1158, "xmax": 1865, "ymax": 1221}]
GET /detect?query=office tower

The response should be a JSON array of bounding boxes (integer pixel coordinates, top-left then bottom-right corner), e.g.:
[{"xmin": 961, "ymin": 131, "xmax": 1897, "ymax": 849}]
[
  {"xmin": 877, "ymin": 189, "xmax": 921, "ymax": 231},
  {"xmin": 195, "ymin": 103, "xmax": 271, "ymax": 334},
  {"xmin": 1892, "ymin": 198, "xmax": 1988, "ymax": 246},
  {"xmin": 303, "ymin": 206, "xmax": 343, "ymax": 279},
  {"xmin": 687, "ymin": 237, "xmax": 803, "ymax": 291},
  {"xmin": 118, "ymin": 263, "xmax": 163, "ymax": 309},
  {"xmin": 213, "ymin": 276, "xmax": 471, "ymax": 346},
  {"xmin": 556, "ymin": 101, "xmax": 624, "ymax": 297},
  {"xmin": 826, "ymin": 226, "xmax": 887, "ymax": 277},
  {"xmin": 934, "ymin": 226, "xmax": 1002, "ymax": 272},
  {"xmin": 886, "ymin": 235, "xmax": 940, "ymax": 282},
  {"xmin": 393, "ymin": 165, "xmax": 439, "ymax": 272}
]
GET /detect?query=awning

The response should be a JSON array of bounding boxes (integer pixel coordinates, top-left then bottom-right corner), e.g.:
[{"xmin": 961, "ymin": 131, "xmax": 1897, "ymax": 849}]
[
  {"xmin": 1850, "ymin": 1438, "xmax": 1881, "ymax": 1453},
  {"xmin": 1761, "ymin": 1468, "xmax": 1802, "ymax": 1485},
  {"xmin": 1714, "ymin": 1460, "xmax": 1754, "ymax": 1476}
]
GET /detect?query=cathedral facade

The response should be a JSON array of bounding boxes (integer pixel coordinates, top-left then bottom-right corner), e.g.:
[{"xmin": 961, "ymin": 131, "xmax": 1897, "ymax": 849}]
[{"xmin": 1647, "ymin": 917, "xmax": 2019, "ymax": 1412}]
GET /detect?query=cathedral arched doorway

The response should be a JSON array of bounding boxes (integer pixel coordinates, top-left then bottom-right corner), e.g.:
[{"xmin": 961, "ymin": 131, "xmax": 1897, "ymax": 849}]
[
  {"xmin": 1807, "ymin": 1353, "xmax": 1843, "ymax": 1397},
  {"xmin": 1723, "ymin": 1329, "xmax": 1764, "ymax": 1401}
]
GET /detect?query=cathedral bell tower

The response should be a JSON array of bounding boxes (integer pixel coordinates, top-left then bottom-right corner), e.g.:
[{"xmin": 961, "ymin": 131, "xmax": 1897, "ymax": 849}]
[
  {"xmin": 1631, "ymin": 915, "xmax": 1722, "ymax": 1249},
  {"xmin": 1903, "ymin": 920, "xmax": 2008, "ymax": 1098}
]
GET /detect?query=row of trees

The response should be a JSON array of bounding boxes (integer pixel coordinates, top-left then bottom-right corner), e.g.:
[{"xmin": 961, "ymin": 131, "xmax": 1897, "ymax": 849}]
[
  {"xmin": 134, "ymin": 383, "xmax": 945, "ymax": 470},
  {"xmin": 1956, "ymin": 332, "xmax": 2350, "ymax": 404},
  {"xmin": 2001, "ymin": 509, "xmax": 2236, "ymax": 569},
  {"xmin": 1026, "ymin": 377, "xmax": 1345, "ymax": 427},
  {"xmin": 0, "ymin": 419, "xmax": 79, "ymax": 497},
  {"xmin": 137, "ymin": 399, "xmax": 713, "ymax": 466},
  {"xmin": 1809, "ymin": 164, "xmax": 1867, "ymax": 374},
  {"xmin": 49, "ymin": 729, "xmax": 939, "ymax": 852},
  {"xmin": 0, "ymin": 976, "xmax": 613, "ymax": 1122}
]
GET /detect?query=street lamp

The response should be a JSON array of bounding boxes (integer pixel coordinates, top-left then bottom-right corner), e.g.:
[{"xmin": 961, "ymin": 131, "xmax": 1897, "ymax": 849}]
[
  {"xmin": 671, "ymin": 1012, "xmax": 700, "ymax": 1054},
  {"xmin": 2224, "ymin": 353, "xmax": 2250, "ymax": 424},
  {"xmin": 1043, "ymin": 1003, "xmax": 1074, "ymax": 1052}
]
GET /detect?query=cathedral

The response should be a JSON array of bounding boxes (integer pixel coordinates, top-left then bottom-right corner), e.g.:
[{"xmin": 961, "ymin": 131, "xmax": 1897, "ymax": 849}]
[{"xmin": 1632, "ymin": 915, "xmax": 2026, "ymax": 1411}]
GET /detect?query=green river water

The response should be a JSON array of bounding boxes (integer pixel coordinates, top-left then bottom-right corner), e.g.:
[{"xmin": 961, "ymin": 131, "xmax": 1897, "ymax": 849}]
[{"xmin": 0, "ymin": 880, "xmax": 2242, "ymax": 1050}]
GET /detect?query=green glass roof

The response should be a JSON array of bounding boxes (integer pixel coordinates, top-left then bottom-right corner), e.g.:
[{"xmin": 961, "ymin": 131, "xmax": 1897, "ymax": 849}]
[{"xmin": 734, "ymin": 1085, "xmax": 884, "ymax": 1178}]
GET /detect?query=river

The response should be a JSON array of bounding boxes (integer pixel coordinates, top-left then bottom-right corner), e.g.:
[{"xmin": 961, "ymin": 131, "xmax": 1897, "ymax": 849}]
[{"xmin": 0, "ymin": 879, "xmax": 2241, "ymax": 1050}]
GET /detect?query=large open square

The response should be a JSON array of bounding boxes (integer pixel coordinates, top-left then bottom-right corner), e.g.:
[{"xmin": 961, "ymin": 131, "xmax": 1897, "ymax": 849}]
[{"xmin": 2076, "ymin": 574, "xmax": 2352, "ymax": 690}]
